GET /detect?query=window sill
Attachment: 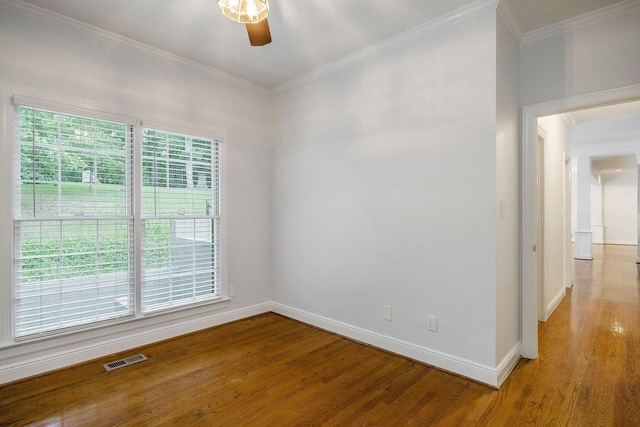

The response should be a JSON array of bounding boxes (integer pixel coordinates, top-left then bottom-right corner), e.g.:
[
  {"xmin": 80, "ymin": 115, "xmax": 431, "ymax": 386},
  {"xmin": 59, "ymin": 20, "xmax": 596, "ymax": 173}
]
[{"xmin": 3, "ymin": 297, "xmax": 232, "ymax": 350}]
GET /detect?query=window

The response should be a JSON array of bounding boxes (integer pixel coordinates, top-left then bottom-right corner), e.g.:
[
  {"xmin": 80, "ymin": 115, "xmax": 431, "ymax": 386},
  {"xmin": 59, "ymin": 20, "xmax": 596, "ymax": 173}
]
[
  {"xmin": 141, "ymin": 128, "xmax": 220, "ymax": 313},
  {"xmin": 13, "ymin": 105, "xmax": 222, "ymax": 340}
]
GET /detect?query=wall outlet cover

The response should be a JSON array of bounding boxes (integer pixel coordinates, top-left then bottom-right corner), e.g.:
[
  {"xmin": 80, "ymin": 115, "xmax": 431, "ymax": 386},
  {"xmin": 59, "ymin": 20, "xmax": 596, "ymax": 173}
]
[{"xmin": 428, "ymin": 315, "xmax": 438, "ymax": 332}]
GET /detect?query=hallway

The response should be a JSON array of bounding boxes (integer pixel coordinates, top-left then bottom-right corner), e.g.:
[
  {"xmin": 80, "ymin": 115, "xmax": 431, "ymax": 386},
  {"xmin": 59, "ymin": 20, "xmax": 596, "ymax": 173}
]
[{"xmin": 503, "ymin": 244, "xmax": 640, "ymax": 425}]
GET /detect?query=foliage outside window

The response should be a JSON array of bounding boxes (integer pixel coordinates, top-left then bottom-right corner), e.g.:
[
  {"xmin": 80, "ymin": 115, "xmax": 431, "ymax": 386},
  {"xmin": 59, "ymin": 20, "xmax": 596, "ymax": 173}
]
[
  {"xmin": 13, "ymin": 106, "xmax": 221, "ymax": 340},
  {"xmin": 141, "ymin": 127, "xmax": 221, "ymax": 313}
]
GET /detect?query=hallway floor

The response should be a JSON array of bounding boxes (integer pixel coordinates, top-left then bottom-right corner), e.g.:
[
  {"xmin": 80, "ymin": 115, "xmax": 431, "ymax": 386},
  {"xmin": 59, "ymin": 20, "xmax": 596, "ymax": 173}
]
[{"xmin": 508, "ymin": 243, "xmax": 640, "ymax": 425}]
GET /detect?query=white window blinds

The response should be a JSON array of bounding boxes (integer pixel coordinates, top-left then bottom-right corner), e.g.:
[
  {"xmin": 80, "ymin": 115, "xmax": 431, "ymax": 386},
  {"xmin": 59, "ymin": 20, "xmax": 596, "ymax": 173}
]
[
  {"xmin": 12, "ymin": 103, "xmax": 223, "ymax": 340},
  {"xmin": 141, "ymin": 128, "xmax": 221, "ymax": 313},
  {"xmin": 14, "ymin": 106, "xmax": 134, "ymax": 339}
]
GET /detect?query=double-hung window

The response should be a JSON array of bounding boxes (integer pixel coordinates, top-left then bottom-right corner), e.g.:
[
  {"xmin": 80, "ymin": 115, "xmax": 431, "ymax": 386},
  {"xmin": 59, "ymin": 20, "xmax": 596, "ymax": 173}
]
[
  {"xmin": 13, "ymin": 103, "xmax": 222, "ymax": 340},
  {"xmin": 141, "ymin": 127, "xmax": 221, "ymax": 313}
]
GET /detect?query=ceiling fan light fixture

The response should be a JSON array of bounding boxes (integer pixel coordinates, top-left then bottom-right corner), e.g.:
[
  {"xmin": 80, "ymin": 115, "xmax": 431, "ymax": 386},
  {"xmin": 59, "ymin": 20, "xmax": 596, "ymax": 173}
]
[{"xmin": 217, "ymin": 0, "xmax": 269, "ymax": 24}]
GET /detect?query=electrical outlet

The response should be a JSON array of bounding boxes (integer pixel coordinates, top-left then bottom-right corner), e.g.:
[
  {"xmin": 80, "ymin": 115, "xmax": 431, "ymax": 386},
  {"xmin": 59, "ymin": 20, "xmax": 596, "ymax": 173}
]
[
  {"xmin": 428, "ymin": 315, "xmax": 438, "ymax": 332},
  {"xmin": 383, "ymin": 305, "xmax": 392, "ymax": 321}
]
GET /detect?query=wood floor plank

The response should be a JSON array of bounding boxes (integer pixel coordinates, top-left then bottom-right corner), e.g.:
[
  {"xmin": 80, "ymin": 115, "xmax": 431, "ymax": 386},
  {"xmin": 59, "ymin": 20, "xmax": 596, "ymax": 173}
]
[{"xmin": 1, "ymin": 244, "xmax": 639, "ymax": 426}]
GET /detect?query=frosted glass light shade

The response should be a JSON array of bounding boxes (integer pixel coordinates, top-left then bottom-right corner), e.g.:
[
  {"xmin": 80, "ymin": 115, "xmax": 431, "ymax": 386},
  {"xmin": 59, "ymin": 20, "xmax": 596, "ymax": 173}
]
[{"xmin": 217, "ymin": 0, "xmax": 269, "ymax": 24}]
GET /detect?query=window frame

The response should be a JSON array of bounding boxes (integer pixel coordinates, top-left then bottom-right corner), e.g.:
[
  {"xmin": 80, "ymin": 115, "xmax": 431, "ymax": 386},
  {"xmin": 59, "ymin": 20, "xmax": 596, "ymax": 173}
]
[
  {"xmin": 139, "ymin": 124, "xmax": 223, "ymax": 314},
  {"xmin": 12, "ymin": 105, "xmax": 135, "ymax": 341},
  {"xmin": 4, "ymin": 92, "xmax": 228, "ymax": 343}
]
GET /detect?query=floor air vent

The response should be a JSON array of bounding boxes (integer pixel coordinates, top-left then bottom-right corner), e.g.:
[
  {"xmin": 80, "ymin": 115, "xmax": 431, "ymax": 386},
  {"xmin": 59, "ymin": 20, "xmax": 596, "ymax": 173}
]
[{"xmin": 103, "ymin": 354, "xmax": 148, "ymax": 372}]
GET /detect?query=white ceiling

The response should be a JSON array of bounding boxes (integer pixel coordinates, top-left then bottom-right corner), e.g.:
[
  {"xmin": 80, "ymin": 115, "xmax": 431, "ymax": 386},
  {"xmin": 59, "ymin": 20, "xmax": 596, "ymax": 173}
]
[
  {"xmin": 566, "ymin": 100, "xmax": 640, "ymax": 174},
  {"xmin": 592, "ymin": 154, "xmax": 637, "ymax": 175},
  {"xmin": 567, "ymin": 100, "xmax": 640, "ymax": 126},
  {"xmin": 13, "ymin": 0, "xmax": 628, "ymax": 88}
]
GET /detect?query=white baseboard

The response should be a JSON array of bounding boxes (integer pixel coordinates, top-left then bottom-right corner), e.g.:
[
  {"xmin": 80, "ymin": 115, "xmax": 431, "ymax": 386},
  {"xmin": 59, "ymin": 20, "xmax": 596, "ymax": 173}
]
[
  {"xmin": 271, "ymin": 302, "xmax": 518, "ymax": 388},
  {"xmin": 545, "ymin": 287, "xmax": 566, "ymax": 321},
  {"xmin": 2, "ymin": 301, "xmax": 522, "ymax": 388},
  {"xmin": 603, "ymin": 240, "xmax": 636, "ymax": 246},
  {"xmin": 0, "ymin": 301, "xmax": 271, "ymax": 385},
  {"xmin": 496, "ymin": 342, "xmax": 521, "ymax": 387}
]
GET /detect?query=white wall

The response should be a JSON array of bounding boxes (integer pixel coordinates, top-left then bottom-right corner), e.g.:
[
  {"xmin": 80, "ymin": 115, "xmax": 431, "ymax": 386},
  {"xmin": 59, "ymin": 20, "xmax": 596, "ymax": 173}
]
[
  {"xmin": 0, "ymin": 7, "xmax": 273, "ymax": 383},
  {"xmin": 273, "ymin": 11, "xmax": 506, "ymax": 379},
  {"xmin": 591, "ymin": 177, "xmax": 604, "ymax": 244},
  {"xmin": 602, "ymin": 172, "xmax": 637, "ymax": 245},
  {"xmin": 570, "ymin": 114, "xmax": 640, "ymax": 246},
  {"xmin": 537, "ymin": 115, "xmax": 570, "ymax": 320},
  {"xmin": 495, "ymin": 13, "xmax": 520, "ymax": 366},
  {"xmin": 519, "ymin": 10, "xmax": 640, "ymax": 107}
]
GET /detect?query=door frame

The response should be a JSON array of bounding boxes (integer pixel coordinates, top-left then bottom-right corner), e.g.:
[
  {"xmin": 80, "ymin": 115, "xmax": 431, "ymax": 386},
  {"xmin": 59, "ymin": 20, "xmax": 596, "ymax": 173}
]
[
  {"xmin": 536, "ymin": 129, "xmax": 546, "ymax": 323},
  {"xmin": 521, "ymin": 84, "xmax": 640, "ymax": 359}
]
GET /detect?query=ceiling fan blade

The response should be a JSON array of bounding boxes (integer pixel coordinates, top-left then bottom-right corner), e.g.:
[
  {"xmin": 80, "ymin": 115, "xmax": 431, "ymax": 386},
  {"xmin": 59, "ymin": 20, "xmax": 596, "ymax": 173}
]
[{"xmin": 246, "ymin": 18, "xmax": 272, "ymax": 46}]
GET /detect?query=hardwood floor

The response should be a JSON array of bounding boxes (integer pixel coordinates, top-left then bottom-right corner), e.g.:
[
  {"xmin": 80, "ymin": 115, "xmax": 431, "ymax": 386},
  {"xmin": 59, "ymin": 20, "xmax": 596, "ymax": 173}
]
[{"xmin": 1, "ymin": 244, "xmax": 639, "ymax": 426}]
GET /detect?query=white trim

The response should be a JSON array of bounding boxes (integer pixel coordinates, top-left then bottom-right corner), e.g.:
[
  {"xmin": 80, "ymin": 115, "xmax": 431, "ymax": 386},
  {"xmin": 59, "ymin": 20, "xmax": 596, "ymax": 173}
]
[
  {"xmin": 1, "ymin": 300, "xmax": 524, "ymax": 387},
  {"xmin": 560, "ymin": 113, "xmax": 576, "ymax": 131},
  {"xmin": 0, "ymin": 301, "xmax": 271, "ymax": 385},
  {"xmin": 273, "ymin": 0, "xmax": 500, "ymax": 94},
  {"xmin": 219, "ymin": 131, "xmax": 229, "ymax": 301},
  {"xmin": 0, "ymin": 86, "xmax": 14, "ymax": 347},
  {"xmin": 140, "ymin": 118, "xmax": 227, "ymax": 144},
  {"xmin": 544, "ymin": 287, "xmax": 566, "ymax": 322},
  {"xmin": 497, "ymin": 0, "xmax": 523, "ymax": 44},
  {"xmin": 0, "ymin": 0, "xmax": 269, "ymax": 95},
  {"xmin": 603, "ymin": 240, "xmax": 637, "ymax": 246},
  {"xmin": 12, "ymin": 92, "xmax": 138, "ymax": 126},
  {"xmin": 271, "ymin": 302, "xmax": 507, "ymax": 387},
  {"xmin": 537, "ymin": 123, "xmax": 548, "ymax": 139},
  {"xmin": 2, "ymin": 0, "xmax": 638, "ymax": 93},
  {"xmin": 522, "ymin": 104, "xmax": 540, "ymax": 359},
  {"xmin": 7, "ymin": 84, "xmax": 228, "ymax": 140},
  {"xmin": 521, "ymin": 0, "xmax": 640, "ymax": 45},
  {"xmin": 496, "ymin": 342, "xmax": 522, "ymax": 387},
  {"xmin": 521, "ymin": 83, "xmax": 640, "ymax": 360}
]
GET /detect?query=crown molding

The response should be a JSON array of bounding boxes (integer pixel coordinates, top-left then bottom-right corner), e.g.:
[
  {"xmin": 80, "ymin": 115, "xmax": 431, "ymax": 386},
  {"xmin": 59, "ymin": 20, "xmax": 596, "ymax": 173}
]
[
  {"xmin": 521, "ymin": 0, "xmax": 640, "ymax": 46},
  {"xmin": 497, "ymin": 0, "xmax": 523, "ymax": 44},
  {"xmin": 561, "ymin": 113, "xmax": 577, "ymax": 130},
  {"xmin": 0, "ymin": 0, "xmax": 270, "ymax": 95},
  {"xmin": 273, "ymin": 0, "xmax": 500, "ymax": 95},
  {"xmin": 3, "ymin": 0, "xmax": 638, "ymax": 94}
]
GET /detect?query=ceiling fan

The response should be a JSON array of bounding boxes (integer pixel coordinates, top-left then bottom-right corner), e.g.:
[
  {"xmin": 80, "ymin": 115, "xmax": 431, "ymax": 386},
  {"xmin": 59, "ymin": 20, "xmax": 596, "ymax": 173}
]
[{"xmin": 217, "ymin": 0, "xmax": 272, "ymax": 46}]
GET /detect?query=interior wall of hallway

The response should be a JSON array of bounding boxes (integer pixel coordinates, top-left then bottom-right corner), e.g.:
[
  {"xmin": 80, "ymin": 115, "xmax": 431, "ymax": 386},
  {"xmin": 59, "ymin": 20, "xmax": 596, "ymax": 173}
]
[
  {"xmin": 537, "ymin": 115, "xmax": 570, "ymax": 321},
  {"xmin": 602, "ymin": 171, "xmax": 637, "ymax": 245},
  {"xmin": 571, "ymin": 167, "xmax": 637, "ymax": 246},
  {"xmin": 569, "ymin": 113, "xmax": 640, "ymax": 248}
]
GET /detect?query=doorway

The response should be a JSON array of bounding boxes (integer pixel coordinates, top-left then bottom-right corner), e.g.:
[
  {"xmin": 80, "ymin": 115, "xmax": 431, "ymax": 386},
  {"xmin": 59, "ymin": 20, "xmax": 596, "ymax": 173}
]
[
  {"xmin": 535, "ymin": 117, "xmax": 571, "ymax": 323},
  {"xmin": 521, "ymin": 85, "xmax": 640, "ymax": 359}
]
